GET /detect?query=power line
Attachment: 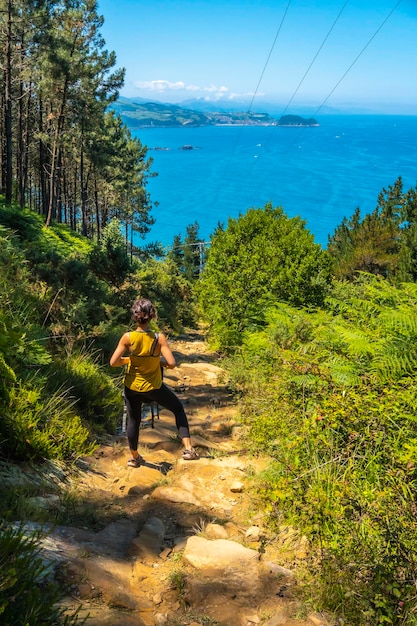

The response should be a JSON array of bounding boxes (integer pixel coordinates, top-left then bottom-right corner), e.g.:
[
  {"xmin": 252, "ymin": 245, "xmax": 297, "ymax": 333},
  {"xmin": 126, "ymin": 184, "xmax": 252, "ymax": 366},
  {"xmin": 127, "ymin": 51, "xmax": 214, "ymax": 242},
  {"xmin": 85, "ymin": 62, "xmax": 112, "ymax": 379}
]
[
  {"xmin": 313, "ymin": 0, "xmax": 403, "ymax": 116},
  {"xmin": 248, "ymin": 0, "xmax": 351, "ymax": 170},
  {"xmin": 212, "ymin": 0, "xmax": 292, "ymax": 202},
  {"xmin": 212, "ymin": 0, "xmax": 349, "ymax": 208},
  {"xmin": 245, "ymin": 0, "xmax": 292, "ymax": 116},
  {"xmin": 155, "ymin": 2, "xmax": 404, "ymax": 250},
  {"xmin": 279, "ymin": 0, "xmax": 350, "ymax": 118}
]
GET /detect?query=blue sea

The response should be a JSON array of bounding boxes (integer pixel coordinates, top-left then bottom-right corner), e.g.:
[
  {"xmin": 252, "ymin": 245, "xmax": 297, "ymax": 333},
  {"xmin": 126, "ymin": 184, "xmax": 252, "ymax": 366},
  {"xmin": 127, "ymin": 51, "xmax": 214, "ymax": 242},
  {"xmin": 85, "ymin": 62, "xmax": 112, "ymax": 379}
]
[{"xmin": 133, "ymin": 115, "xmax": 417, "ymax": 249}]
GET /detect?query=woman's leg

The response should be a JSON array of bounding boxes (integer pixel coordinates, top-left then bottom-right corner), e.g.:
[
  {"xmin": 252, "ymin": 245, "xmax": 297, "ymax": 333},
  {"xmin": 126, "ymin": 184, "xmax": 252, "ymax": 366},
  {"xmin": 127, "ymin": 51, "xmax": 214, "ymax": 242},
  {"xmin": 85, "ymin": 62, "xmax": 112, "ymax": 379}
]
[
  {"xmin": 139, "ymin": 384, "xmax": 197, "ymax": 456},
  {"xmin": 123, "ymin": 387, "xmax": 143, "ymax": 460}
]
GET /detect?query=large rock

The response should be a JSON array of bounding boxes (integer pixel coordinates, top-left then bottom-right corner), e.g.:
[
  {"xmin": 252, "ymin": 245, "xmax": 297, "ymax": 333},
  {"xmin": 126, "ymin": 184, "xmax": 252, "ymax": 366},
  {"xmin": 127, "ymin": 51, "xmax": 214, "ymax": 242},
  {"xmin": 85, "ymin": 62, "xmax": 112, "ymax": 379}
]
[
  {"xmin": 128, "ymin": 516, "xmax": 166, "ymax": 562},
  {"xmin": 92, "ymin": 519, "xmax": 138, "ymax": 557},
  {"xmin": 66, "ymin": 555, "xmax": 152, "ymax": 610},
  {"xmin": 183, "ymin": 536, "xmax": 259, "ymax": 573}
]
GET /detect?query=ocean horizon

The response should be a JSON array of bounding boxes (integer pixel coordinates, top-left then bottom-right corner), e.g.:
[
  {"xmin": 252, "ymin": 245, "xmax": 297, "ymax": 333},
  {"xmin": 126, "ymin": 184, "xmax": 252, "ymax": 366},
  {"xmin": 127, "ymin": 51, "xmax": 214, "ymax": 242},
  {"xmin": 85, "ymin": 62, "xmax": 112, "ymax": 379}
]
[{"xmin": 133, "ymin": 114, "xmax": 417, "ymax": 250}]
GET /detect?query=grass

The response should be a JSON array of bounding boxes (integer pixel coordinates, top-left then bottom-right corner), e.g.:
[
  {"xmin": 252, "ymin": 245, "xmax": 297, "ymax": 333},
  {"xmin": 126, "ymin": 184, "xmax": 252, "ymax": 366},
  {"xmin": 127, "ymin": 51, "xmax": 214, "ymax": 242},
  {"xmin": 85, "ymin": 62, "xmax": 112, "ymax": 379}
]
[
  {"xmin": 205, "ymin": 447, "xmax": 229, "ymax": 459},
  {"xmin": 191, "ymin": 517, "xmax": 208, "ymax": 536},
  {"xmin": 167, "ymin": 567, "xmax": 188, "ymax": 606}
]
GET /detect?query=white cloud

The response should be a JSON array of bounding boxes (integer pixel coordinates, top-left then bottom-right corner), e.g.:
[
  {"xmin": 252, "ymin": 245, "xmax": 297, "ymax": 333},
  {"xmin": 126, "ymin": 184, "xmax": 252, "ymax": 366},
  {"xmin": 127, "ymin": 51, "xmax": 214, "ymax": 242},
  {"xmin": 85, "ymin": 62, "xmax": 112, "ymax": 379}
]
[
  {"xmin": 134, "ymin": 79, "xmax": 229, "ymax": 98},
  {"xmin": 134, "ymin": 80, "xmax": 187, "ymax": 91},
  {"xmin": 131, "ymin": 80, "xmax": 266, "ymax": 103}
]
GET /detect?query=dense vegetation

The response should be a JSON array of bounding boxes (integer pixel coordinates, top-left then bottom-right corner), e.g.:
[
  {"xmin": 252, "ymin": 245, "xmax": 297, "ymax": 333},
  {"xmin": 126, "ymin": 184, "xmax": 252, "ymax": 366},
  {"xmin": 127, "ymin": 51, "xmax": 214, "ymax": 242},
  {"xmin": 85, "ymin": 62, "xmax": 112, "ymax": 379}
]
[
  {"xmin": 198, "ymin": 203, "xmax": 333, "ymax": 350},
  {"xmin": 328, "ymin": 176, "xmax": 417, "ymax": 282},
  {"xmin": 0, "ymin": 522, "xmax": 85, "ymax": 625},
  {"xmin": 224, "ymin": 279, "xmax": 417, "ymax": 624},
  {"xmin": 0, "ymin": 199, "xmax": 198, "ymax": 458}
]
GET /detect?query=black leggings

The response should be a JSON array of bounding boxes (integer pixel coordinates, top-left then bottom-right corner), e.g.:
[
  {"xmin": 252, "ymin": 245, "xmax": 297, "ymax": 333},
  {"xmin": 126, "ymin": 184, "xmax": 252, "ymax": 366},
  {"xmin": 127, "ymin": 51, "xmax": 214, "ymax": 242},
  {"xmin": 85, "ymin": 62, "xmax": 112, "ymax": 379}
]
[{"xmin": 123, "ymin": 383, "xmax": 190, "ymax": 451}]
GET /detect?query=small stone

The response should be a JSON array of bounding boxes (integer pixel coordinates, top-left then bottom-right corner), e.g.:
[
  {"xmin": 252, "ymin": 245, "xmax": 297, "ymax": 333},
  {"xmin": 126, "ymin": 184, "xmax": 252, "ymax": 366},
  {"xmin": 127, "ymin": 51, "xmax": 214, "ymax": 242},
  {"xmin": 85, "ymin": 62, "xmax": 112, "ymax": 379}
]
[
  {"xmin": 159, "ymin": 547, "xmax": 172, "ymax": 560},
  {"xmin": 205, "ymin": 523, "xmax": 228, "ymax": 539},
  {"xmin": 245, "ymin": 526, "xmax": 262, "ymax": 541},
  {"xmin": 232, "ymin": 426, "xmax": 244, "ymax": 440},
  {"xmin": 27, "ymin": 495, "xmax": 62, "ymax": 512},
  {"xmin": 153, "ymin": 593, "xmax": 163, "ymax": 605},
  {"xmin": 230, "ymin": 481, "xmax": 244, "ymax": 493},
  {"xmin": 264, "ymin": 561, "xmax": 294, "ymax": 578},
  {"xmin": 173, "ymin": 536, "xmax": 188, "ymax": 552}
]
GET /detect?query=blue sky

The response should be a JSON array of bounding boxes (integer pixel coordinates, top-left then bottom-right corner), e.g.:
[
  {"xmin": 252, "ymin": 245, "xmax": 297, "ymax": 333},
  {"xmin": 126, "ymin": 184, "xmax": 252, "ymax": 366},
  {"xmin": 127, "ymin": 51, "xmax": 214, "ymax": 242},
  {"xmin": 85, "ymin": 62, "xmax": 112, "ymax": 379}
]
[{"xmin": 97, "ymin": 0, "xmax": 417, "ymax": 114}]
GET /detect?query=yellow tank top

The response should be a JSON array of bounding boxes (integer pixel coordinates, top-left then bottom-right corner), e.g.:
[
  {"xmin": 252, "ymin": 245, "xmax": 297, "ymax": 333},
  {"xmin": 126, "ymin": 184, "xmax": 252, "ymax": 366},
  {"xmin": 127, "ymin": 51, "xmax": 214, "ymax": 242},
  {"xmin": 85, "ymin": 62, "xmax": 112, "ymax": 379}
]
[{"xmin": 124, "ymin": 330, "xmax": 162, "ymax": 392}]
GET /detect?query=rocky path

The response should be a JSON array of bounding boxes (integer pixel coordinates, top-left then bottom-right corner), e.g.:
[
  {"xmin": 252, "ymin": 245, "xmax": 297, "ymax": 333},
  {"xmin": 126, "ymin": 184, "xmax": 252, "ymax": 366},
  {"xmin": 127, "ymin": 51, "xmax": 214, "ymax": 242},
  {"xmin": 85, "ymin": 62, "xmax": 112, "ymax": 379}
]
[{"xmin": 42, "ymin": 333, "xmax": 330, "ymax": 626}]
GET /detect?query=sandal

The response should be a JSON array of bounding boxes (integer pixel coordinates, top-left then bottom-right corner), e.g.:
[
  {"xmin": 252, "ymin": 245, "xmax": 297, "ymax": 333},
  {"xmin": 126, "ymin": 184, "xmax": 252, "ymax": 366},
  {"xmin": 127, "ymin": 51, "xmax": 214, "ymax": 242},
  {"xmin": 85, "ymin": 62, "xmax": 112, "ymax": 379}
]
[
  {"xmin": 127, "ymin": 456, "xmax": 143, "ymax": 468},
  {"xmin": 182, "ymin": 448, "xmax": 199, "ymax": 461}
]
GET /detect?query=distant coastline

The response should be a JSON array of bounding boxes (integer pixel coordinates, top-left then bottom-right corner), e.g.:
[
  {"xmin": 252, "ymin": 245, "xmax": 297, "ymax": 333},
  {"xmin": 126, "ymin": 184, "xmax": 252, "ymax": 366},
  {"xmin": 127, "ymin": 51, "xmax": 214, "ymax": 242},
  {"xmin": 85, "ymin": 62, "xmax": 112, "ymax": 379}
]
[{"xmin": 112, "ymin": 98, "xmax": 319, "ymax": 129}]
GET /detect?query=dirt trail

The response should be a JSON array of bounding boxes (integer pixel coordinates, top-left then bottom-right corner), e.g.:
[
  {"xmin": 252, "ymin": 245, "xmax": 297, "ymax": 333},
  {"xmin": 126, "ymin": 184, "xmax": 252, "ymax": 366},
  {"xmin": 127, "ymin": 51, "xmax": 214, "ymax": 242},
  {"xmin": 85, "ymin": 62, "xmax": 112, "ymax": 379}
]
[{"xmin": 53, "ymin": 332, "xmax": 328, "ymax": 626}]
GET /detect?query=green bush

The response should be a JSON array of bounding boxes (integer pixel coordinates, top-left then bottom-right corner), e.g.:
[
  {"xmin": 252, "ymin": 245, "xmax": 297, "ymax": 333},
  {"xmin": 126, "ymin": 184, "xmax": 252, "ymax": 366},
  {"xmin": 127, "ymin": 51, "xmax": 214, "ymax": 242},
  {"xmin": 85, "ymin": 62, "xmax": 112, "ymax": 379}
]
[
  {"xmin": 45, "ymin": 348, "xmax": 121, "ymax": 433},
  {"xmin": 134, "ymin": 257, "xmax": 197, "ymax": 331},
  {"xmin": 88, "ymin": 218, "xmax": 132, "ymax": 287},
  {"xmin": 1, "ymin": 379, "xmax": 96, "ymax": 462},
  {"xmin": 198, "ymin": 203, "xmax": 333, "ymax": 351}
]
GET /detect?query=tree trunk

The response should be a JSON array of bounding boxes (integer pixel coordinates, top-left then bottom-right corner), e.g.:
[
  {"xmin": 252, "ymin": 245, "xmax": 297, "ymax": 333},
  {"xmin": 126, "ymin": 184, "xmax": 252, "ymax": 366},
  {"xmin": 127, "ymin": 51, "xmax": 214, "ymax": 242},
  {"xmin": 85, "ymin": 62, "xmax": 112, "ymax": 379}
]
[
  {"xmin": 4, "ymin": 0, "xmax": 13, "ymax": 204},
  {"xmin": 38, "ymin": 99, "xmax": 49, "ymax": 216},
  {"xmin": 94, "ymin": 176, "xmax": 100, "ymax": 241},
  {"xmin": 45, "ymin": 77, "xmax": 69, "ymax": 227}
]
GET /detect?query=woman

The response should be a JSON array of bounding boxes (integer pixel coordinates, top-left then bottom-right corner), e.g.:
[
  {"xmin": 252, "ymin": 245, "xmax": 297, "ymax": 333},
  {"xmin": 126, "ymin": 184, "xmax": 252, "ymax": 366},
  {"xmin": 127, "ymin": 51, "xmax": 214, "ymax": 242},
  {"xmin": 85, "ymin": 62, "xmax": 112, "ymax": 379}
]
[{"xmin": 110, "ymin": 298, "xmax": 199, "ymax": 467}]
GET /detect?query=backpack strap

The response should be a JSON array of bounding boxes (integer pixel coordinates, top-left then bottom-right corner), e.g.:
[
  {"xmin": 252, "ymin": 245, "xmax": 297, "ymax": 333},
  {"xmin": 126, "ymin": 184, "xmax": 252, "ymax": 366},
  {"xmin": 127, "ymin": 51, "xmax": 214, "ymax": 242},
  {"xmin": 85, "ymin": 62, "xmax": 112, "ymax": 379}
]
[{"xmin": 149, "ymin": 332, "xmax": 159, "ymax": 356}]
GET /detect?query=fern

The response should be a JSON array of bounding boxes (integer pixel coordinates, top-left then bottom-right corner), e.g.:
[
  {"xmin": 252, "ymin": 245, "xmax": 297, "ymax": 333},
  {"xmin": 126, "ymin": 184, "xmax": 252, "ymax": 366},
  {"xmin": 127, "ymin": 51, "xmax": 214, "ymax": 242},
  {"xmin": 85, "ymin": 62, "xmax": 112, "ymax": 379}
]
[
  {"xmin": 331, "ymin": 323, "xmax": 378, "ymax": 358},
  {"xmin": 321, "ymin": 354, "xmax": 363, "ymax": 387},
  {"xmin": 379, "ymin": 308, "xmax": 417, "ymax": 337},
  {"xmin": 372, "ymin": 351, "xmax": 417, "ymax": 380}
]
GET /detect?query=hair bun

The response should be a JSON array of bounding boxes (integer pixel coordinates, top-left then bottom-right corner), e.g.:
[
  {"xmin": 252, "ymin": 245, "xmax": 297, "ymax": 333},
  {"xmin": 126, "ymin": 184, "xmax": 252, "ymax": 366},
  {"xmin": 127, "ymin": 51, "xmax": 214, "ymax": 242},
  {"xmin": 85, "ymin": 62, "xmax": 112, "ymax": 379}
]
[{"xmin": 131, "ymin": 298, "xmax": 156, "ymax": 323}]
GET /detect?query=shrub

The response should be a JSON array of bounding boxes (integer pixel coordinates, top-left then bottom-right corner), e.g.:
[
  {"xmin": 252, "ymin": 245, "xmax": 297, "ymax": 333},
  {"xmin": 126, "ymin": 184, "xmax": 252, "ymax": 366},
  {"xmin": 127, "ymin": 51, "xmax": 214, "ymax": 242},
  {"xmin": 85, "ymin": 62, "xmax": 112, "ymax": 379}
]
[
  {"xmin": 134, "ymin": 257, "xmax": 197, "ymax": 332},
  {"xmin": 1, "ymin": 380, "xmax": 96, "ymax": 462},
  {"xmin": 45, "ymin": 348, "xmax": 121, "ymax": 433},
  {"xmin": 198, "ymin": 203, "xmax": 333, "ymax": 351}
]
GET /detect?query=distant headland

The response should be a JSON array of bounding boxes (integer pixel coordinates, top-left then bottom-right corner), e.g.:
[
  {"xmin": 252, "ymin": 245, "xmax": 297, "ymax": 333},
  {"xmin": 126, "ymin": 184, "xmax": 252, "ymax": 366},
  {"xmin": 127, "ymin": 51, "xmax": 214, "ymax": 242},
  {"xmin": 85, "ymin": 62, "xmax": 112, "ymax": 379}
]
[
  {"xmin": 112, "ymin": 98, "xmax": 319, "ymax": 129},
  {"xmin": 276, "ymin": 114, "xmax": 319, "ymax": 127}
]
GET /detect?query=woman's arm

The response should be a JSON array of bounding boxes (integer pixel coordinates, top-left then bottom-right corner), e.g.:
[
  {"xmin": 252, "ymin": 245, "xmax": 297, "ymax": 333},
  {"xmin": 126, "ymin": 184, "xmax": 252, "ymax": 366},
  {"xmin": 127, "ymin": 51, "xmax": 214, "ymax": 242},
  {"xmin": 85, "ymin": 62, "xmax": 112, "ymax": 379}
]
[
  {"xmin": 159, "ymin": 333, "xmax": 176, "ymax": 369},
  {"xmin": 110, "ymin": 333, "xmax": 131, "ymax": 367}
]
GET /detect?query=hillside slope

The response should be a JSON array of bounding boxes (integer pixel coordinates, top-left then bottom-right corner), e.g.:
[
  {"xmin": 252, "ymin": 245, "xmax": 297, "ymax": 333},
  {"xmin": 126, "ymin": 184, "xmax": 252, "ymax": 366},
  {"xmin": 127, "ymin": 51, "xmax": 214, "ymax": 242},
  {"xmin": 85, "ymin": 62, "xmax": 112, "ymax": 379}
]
[{"xmin": 112, "ymin": 98, "xmax": 282, "ymax": 127}]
